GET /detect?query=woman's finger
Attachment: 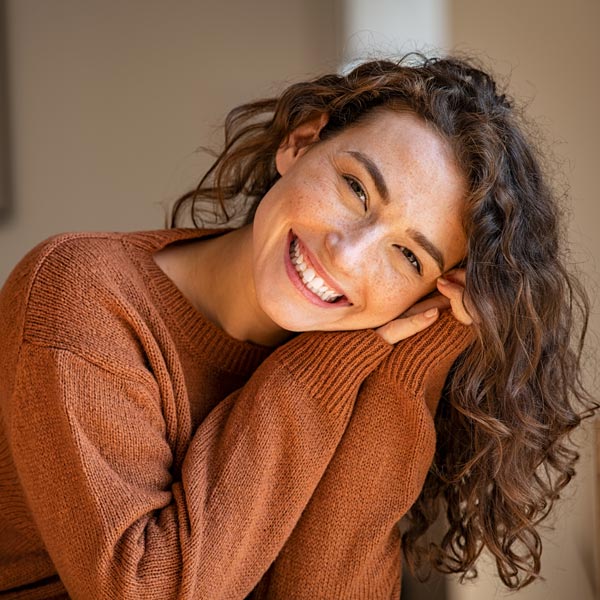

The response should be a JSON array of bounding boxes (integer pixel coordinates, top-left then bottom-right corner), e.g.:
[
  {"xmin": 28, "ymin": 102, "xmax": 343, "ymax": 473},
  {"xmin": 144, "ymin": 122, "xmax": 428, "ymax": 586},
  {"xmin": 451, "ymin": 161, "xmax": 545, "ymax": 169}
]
[
  {"xmin": 375, "ymin": 308, "xmax": 439, "ymax": 345},
  {"xmin": 444, "ymin": 267, "xmax": 466, "ymax": 285},
  {"xmin": 436, "ymin": 277, "xmax": 474, "ymax": 325},
  {"xmin": 401, "ymin": 293, "xmax": 450, "ymax": 318}
]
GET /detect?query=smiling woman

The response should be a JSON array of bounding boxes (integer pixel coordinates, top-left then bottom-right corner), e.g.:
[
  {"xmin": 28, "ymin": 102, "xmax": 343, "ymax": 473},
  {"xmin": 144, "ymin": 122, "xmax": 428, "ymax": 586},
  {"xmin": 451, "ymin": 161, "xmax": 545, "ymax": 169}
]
[{"xmin": 0, "ymin": 55, "xmax": 595, "ymax": 599}]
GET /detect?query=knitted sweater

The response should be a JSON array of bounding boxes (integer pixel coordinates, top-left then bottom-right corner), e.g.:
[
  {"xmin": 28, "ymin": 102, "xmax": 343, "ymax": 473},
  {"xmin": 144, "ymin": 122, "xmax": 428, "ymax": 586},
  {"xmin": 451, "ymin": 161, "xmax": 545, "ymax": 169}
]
[{"xmin": 0, "ymin": 229, "xmax": 472, "ymax": 600}]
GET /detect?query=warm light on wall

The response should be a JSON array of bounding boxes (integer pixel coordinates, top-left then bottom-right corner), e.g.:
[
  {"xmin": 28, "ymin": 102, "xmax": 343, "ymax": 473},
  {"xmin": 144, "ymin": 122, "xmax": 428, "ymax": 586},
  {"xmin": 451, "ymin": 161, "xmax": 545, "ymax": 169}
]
[{"xmin": 0, "ymin": 0, "xmax": 11, "ymax": 223}]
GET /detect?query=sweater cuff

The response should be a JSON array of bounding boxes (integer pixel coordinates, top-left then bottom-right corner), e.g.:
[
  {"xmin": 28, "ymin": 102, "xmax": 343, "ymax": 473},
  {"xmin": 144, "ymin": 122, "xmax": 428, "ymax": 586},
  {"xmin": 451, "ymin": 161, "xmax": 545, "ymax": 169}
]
[
  {"xmin": 275, "ymin": 329, "xmax": 392, "ymax": 413},
  {"xmin": 379, "ymin": 310, "xmax": 474, "ymax": 396}
]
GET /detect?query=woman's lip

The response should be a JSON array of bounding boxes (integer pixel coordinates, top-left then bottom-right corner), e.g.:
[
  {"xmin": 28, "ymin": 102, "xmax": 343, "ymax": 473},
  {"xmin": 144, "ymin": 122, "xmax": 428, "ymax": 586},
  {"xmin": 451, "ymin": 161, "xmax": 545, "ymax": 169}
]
[
  {"xmin": 285, "ymin": 231, "xmax": 351, "ymax": 307},
  {"xmin": 291, "ymin": 232, "xmax": 348, "ymax": 299}
]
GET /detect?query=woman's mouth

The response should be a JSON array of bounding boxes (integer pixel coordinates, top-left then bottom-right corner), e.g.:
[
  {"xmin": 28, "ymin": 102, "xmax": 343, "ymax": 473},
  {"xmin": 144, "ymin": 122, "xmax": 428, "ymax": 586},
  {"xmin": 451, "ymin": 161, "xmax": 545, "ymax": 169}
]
[{"xmin": 286, "ymin": 233, "xmax": 349, "ymax": 306}]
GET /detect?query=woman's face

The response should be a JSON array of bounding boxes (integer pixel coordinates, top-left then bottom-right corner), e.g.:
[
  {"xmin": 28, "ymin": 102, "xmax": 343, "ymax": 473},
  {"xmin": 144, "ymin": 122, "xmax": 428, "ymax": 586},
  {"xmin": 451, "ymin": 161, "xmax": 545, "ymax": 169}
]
[{"xmin": 251, "ymin": 109, "xmax": 467, "ymax": 333}]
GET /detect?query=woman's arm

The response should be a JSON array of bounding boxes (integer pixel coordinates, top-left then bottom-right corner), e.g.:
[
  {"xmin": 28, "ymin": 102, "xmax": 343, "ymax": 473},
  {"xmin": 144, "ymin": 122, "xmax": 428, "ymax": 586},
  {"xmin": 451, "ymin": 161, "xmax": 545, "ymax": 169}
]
[
  {"xmin": 249, "ymin": 312, "xmax": 473, "ymax": 599},
  {"xmin": 7, "ymin": 326, "xmax": 392, "ymax": 600}
]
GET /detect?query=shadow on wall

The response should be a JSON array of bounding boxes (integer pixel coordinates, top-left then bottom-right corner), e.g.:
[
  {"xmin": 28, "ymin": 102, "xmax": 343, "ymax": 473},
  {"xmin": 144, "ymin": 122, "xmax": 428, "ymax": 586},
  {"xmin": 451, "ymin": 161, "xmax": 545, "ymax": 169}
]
[{"xmin": 402, "ymin": 564, "xmax": 447, "ymax": 600}]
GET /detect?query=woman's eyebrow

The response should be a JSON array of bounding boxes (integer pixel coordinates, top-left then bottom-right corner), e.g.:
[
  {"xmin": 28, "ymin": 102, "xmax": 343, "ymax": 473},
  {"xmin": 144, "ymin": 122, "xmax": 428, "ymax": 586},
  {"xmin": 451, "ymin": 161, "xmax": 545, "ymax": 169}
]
[
  {"xmin": 407, "ymin": 228, "xmax": 446, "ymax": 273},
  {"xmin": 344, "ymin": 150, "xmax": 446, "ymax": 272},
  {"xmin": 344, "ymin": 150, "xmax": 390, "ymax": 204}
]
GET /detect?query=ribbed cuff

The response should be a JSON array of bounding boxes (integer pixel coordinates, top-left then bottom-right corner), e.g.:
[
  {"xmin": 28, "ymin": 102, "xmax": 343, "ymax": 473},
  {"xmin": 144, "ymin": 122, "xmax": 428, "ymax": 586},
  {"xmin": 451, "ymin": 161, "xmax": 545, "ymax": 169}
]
[
  {"xmin": 379, "ymin": 311, "xmax": 474, "ymax": 395},
  {"xmin": 275, "ymin": 329, "xmax": 392, "ymax": 415}
]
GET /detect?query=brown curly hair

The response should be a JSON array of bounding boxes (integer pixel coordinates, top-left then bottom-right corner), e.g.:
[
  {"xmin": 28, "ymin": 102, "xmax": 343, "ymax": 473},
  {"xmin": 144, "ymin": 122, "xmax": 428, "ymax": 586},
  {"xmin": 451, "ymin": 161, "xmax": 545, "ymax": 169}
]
[{"xmin": 170, "ymin": 54, "xmax": 595, "ymax": 590}]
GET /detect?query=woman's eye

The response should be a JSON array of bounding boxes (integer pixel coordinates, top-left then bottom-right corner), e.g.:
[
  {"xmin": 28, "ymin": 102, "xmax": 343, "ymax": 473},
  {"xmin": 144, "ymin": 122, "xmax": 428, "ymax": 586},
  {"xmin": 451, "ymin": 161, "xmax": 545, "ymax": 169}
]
[
  {"xmin": 398, "ymin": 246, "xmax": 421, "ymax": 274},
  {"xmin": 343, "ymin": 175, "xmax": 367, "ymax": 209}
]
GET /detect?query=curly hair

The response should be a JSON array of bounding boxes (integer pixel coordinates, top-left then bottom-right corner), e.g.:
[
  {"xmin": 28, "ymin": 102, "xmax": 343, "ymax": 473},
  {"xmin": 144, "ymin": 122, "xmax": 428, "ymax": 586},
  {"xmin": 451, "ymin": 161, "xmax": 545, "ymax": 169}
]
[{"xmin": 170, "ymin": 54, "xmax": 595, "ymax": 589}]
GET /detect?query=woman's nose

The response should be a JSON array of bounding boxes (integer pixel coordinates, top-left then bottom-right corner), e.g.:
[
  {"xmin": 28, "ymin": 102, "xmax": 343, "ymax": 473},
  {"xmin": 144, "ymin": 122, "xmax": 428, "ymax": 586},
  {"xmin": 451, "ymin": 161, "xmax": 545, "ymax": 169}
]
[{"xmin": 324, "ymin": 228, "xmax": 381, "ymax": 276}]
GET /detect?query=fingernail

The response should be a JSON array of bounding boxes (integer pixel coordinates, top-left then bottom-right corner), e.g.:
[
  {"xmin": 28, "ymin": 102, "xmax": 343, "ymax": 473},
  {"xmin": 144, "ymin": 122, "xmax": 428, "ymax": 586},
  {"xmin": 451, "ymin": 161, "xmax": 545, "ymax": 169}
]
[
  {"xmin": 437, "ymin": 277, "xmax": 449, "ymax": 285},
  {"xmin": 424, "ymin": 308, "xmax": 438, "ymax": 318}
]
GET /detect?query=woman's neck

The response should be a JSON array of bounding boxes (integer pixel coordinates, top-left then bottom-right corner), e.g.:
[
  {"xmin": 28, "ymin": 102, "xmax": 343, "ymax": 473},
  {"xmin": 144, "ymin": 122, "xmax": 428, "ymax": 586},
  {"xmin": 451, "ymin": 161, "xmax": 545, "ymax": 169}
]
[{"xmin": 155, "ymin": 226, "xmax": 291, "ymax": 347}]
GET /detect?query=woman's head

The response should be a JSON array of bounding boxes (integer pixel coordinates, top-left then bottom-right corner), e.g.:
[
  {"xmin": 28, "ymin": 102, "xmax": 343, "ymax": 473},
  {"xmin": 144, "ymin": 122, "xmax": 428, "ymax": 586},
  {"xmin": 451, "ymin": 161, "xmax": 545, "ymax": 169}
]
[
  {"xmin": 251, "ymin": 107, "xmax": 467, "ymax": 333},
  {"xmin": 173, "ymin": 54, "xmax": 593, "ymax": 589}
]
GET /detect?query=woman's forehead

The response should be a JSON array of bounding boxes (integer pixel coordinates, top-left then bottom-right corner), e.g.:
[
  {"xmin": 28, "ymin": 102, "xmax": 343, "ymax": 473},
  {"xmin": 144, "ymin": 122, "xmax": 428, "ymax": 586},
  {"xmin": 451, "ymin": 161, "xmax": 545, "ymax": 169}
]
[
  {"xmin": 335, "ymin": 109, "xmax": 452, "ymax": 157},
  {"xmin": 325, "ymin": 110, "xmax": 464, "ymax": 192}
]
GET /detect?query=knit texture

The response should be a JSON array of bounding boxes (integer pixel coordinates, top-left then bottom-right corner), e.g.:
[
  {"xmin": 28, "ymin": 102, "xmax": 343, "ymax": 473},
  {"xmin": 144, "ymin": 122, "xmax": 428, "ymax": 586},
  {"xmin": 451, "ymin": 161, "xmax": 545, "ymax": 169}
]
[{"xmin": 0, "ymin": 229, "xmax": 473, "ymax": 599}]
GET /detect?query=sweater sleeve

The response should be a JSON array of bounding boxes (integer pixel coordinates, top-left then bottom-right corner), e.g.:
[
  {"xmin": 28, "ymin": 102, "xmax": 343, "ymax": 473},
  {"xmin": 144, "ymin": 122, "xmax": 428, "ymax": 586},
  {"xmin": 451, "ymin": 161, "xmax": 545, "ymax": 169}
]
[
  {"xmin": 249, "ymin": 311, "xmax": 474, "ymax": 599},
  {"xmin": 7, "ymin": 327, "xmax": 391, "ymax": 600}
]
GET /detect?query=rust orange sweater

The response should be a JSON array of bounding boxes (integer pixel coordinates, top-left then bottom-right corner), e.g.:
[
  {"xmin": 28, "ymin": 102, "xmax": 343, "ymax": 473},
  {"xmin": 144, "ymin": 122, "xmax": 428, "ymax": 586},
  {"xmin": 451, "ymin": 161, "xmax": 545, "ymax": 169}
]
[{"xmin": 0, "ymin": 229, "xmax": 472, "ymax": 599}]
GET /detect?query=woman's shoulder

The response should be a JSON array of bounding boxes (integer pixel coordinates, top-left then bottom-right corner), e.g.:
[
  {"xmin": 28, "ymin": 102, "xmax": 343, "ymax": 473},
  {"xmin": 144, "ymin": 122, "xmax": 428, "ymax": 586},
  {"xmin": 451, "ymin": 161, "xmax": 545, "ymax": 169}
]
[
  {"xmin": 0, "ymin": 230, "xmax": 204, "ymax": 366},
  {"xmin": 1, "ymin": 231, "xmax": 124, "ymax": 318},
  {"xmin": 5, "ymin": 231, "xmax": 138, "ymax": 309},
  {"xmin": 13, "ymin": 228, "xmax": 209, "ymax": 274},
  {"xmin": 5, "ymin": 228, "xmax": 210, "ymax": 297}
]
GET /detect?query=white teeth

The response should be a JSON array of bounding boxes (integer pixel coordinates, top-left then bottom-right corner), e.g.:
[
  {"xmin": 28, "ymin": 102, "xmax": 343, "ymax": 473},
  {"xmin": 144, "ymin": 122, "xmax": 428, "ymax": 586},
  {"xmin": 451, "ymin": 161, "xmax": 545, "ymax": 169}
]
[
  {"xmin": 289, "ymin": 238, "xmax": 343, "ymax": 302},
  {"xmin": 303, "ymin": 268, "xmax": 316, "ymax": 283}
]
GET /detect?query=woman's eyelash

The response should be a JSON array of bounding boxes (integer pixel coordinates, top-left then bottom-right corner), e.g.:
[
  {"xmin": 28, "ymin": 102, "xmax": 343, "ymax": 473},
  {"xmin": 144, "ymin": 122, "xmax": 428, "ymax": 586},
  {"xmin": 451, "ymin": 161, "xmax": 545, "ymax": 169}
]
[
  {"xmin": 341, "ymin": 174, "xmax": 420, "ymax": 274},
  {"xmin": 343, "ymin": 175, "xmax": 368, "ymax": 208},
  {"xmin": 397, "ymin": 246, "xmax": 422, "ymax": 274}
]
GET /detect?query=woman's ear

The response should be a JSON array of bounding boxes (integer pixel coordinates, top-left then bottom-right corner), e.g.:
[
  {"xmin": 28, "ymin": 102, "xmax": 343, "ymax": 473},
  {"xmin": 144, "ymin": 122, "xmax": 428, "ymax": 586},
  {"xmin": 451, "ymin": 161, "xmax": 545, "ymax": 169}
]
[{"xmin": 275, "ymin": 113, "xmax": 329, "ymax": 175}]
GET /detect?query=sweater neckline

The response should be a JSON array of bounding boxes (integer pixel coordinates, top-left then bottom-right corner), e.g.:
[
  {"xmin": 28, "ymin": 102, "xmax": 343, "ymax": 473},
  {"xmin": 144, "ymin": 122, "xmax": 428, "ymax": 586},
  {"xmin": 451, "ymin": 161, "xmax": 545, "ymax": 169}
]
[{"xmin": 125, "ymin": 228, "xmax": 274, "ymax": 376}]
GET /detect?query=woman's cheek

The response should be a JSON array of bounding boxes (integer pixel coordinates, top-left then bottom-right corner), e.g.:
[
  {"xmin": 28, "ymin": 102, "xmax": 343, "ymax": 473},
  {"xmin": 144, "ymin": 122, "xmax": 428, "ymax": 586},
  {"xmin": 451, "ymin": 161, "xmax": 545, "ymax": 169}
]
[{"xmin": 378, "ymin": 271, "xmax": 426, "ymax": 319}]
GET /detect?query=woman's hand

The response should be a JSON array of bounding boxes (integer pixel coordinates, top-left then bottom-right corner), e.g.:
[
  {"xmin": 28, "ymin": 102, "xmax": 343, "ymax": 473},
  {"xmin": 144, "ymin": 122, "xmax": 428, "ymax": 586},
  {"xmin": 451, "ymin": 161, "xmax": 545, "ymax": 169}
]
[{"xmin": 375, "ymin": 269, "xmax": 475, "ymax": 345}]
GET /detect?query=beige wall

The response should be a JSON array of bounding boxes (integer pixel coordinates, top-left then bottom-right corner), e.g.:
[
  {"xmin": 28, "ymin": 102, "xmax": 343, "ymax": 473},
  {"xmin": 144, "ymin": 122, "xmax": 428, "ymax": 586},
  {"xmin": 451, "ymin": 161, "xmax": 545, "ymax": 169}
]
[
  {"xmin": 448, "ymin": 1, "xmax": 599, "ymax": 599},
  {"xmin": 0, "ymin": 0, "xmax": 341, "ymax": 283},
  {"xmin": 342, "ymin": 0, "xmax": 449, "ymax": 63}
]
